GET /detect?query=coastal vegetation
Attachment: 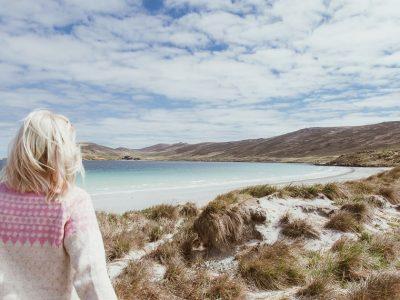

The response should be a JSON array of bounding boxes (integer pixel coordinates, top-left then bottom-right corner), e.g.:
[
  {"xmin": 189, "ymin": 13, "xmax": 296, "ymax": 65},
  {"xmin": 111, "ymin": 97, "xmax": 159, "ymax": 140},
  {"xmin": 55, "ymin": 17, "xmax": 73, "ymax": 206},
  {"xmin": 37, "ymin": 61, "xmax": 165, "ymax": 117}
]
[
  {"xmin": 279, "ymin": 213, "xmax": 320, "ymax": 239},
  {"xmin": 99, "ymin": 166, "xmax": 400, "ymax": 299}
]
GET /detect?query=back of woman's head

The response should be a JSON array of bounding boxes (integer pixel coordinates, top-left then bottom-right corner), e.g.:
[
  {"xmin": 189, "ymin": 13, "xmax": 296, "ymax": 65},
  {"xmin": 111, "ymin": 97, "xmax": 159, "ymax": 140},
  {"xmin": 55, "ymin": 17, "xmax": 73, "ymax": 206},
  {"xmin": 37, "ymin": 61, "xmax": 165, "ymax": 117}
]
[{"xmin": 1, "ymin": 110, "xmax": 84, "ymax": 201}]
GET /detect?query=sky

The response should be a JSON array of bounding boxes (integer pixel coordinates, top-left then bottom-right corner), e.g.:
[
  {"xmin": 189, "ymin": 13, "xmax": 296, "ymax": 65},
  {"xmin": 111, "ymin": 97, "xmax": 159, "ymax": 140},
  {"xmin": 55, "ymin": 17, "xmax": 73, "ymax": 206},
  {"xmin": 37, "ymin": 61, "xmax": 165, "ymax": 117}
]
[{"xmin": 0, "ymin": 0, "xmax": 399, "ymax": 157}]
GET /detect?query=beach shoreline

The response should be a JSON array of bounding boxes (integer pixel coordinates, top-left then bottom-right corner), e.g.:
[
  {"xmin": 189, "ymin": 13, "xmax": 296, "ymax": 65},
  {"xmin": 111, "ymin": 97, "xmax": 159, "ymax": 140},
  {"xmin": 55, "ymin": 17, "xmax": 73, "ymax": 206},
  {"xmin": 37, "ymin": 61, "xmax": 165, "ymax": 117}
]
[{"xmin": 91, "ymin": 165, "xmax": 389, "ymax": 213}]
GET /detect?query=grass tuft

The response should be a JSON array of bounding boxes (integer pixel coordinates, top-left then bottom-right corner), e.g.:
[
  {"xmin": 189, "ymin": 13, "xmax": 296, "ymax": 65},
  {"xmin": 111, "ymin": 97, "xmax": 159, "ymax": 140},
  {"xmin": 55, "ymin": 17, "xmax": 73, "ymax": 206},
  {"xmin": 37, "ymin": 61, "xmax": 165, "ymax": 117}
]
[
  {"xmin": 97, "ymin": 211, "xmax": 148, "ymax": 261},
  {"xmin": 238, "ymin": 241, "xmax": 305, "ymax": 290},
  {"xmin": 324, "ymin": 211, "xmax": 362, "ymax": 233},
  {"xmin": 114, "ymin": 260, "xmax": 161, "ymax": 300},
  {"xmin": 279, "ymin": 213, "xmax": 319, "ymax": 239},
  {"xmin": 193, "ymin": 202, "xmax": 262, "ymax": 252},
  {"xmin": 296, "ymin": 277, "xmax": 336, "ymax": 300},
  {"xmin": 163, "ymin": 257, "xmax": 245, "ymax": 299},
  {"xmin": 141, "ymin": 204, "xmax": 179, "ymax": 221},
  {"xmin": 340, "ymin": 203, "xmax": 370, "ymax": 222},
  {"xmin": 240, "ymin": 184, "xmax": 278, "ymax": 198},
  {"xmin": 347, "ymin": 272, "xmax": 400, "ymax": 300},
  {"xmin": 324, "ymin": 202, "xmax": 371, "ymax": 234},
  {"xmin": 379, "ymin": 186, "xmax": 399, "ymax": 204},
  {"xmin": 330, "ymin": 238, "xmax": 371, "ymax": 281},
  {"xmin": 179, "ymin": 202, "xmax": 199, "ymax": 217}
]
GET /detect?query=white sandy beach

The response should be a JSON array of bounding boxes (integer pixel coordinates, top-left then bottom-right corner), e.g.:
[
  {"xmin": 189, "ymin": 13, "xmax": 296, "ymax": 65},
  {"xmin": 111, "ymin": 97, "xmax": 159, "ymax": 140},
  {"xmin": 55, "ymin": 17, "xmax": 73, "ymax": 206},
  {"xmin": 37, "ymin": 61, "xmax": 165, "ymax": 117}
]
[{"xmin": 91, "ymin": 166, "xmax": 389, "ymax": 213}]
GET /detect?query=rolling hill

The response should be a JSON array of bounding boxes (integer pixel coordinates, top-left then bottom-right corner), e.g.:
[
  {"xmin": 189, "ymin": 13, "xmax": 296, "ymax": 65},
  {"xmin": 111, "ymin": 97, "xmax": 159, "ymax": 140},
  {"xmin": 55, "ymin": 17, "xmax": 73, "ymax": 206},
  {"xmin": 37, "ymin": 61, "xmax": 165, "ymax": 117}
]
[
  {"xmin": 80, "ymin": 143, "xmax": 142, "ymax": 160},
  {"xmin": 81, "ymin": 121, "xmax": 400, "ymax": 166}
]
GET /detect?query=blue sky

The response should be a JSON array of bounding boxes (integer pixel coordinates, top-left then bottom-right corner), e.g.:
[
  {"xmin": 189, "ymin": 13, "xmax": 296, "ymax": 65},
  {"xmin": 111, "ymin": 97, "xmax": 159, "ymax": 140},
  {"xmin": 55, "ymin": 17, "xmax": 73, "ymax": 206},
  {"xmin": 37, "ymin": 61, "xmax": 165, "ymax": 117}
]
[{"xmin": 0, "ymin": 0, "xmax": 399, "ymax": 157}]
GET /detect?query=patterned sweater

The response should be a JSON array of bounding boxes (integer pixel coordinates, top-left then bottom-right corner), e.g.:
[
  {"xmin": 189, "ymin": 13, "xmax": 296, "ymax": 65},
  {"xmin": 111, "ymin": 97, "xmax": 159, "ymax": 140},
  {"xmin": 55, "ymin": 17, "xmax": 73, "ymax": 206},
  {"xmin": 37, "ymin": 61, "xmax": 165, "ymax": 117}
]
[{"xmin": 0, "ymin": 183, "xmax": 117, "ymax": 300}]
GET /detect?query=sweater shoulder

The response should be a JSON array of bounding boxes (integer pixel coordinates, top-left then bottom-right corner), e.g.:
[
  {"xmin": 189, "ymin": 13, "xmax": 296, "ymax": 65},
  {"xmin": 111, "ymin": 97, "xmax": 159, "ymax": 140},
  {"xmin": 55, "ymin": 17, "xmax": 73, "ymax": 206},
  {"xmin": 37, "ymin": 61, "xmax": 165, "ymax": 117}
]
[{"xmin": 62, "ymin": 186, "xmax": 92, "ymax": 211}]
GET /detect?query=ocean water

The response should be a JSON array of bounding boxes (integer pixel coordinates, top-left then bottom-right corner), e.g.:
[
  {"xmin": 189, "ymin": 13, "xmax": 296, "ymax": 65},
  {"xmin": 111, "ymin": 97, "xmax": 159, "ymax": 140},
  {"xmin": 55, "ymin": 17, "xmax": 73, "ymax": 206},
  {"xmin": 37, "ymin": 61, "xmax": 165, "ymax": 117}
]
[
  {"xmin": 80, "ymin": 161, "xmax": 346, "ymax": 194},
  {"xmin": 0, "ymin": 160, "xmax": 380, "ymax": 212},
  {"xmin": 80, "ymin": 161, "xmax": 354, "ymax": 211}
]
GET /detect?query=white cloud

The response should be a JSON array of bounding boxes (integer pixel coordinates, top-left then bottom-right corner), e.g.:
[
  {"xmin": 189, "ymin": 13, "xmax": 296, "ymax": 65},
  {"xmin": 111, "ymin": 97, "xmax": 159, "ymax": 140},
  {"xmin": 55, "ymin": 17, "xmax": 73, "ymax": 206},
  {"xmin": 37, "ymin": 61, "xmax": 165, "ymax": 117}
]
[{"xmin": 0, "ymin": 0, "xmax": 399, "ymax": 156}]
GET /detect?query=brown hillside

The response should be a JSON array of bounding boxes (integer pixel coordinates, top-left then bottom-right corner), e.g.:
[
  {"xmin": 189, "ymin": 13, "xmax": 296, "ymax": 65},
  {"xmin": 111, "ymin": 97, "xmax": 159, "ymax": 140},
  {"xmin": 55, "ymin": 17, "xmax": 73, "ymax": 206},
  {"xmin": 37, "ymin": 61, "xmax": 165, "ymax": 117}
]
[
  {"xmin": 81, "ymin": 121, "xmax": 400, "ymax": 164},
  {"xmin": 138, "ymin": 121, "xmax": 400, "ymax": 162}
]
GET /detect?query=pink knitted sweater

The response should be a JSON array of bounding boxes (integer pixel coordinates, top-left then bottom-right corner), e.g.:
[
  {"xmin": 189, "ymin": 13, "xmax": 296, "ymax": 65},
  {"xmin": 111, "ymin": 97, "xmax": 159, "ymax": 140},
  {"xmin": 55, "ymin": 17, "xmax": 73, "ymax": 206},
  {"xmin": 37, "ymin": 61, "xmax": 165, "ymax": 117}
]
[{"xmin": 0, "ymin": 183, "xmax": 117, "ymax": 300}]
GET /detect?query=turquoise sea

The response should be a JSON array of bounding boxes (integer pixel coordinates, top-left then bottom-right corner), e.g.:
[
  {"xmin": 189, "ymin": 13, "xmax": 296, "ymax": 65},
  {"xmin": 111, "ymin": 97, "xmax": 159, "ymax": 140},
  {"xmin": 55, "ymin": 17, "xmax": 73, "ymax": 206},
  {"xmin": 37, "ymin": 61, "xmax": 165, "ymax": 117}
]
[{"xmin": 80, "ymin": 161, "xmax": 345, "ymax": 194}]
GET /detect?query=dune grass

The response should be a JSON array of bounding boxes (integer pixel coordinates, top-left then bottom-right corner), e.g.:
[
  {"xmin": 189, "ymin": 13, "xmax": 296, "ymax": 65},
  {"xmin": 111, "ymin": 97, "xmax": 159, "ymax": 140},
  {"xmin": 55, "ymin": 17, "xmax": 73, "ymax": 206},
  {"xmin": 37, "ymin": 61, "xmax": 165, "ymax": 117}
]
[
  {"xmin": 193, "ymin": 204, "xmax": 262, "ymax": 253},
  {"xmin": 192, "ymin": 167, "xmax": 399, "ymax": 254},
  {"xmin": 330, "ymin": 238, "xmax": 374, "ymax": 281},
  {"xmin": 201, "ymin": 166, "xmax": 400, "ymax": 212},
  {"xmin": 97, "ymin": 211, "xmax": 148, "ymax": 261},
  {"xmin": 296, "ymin": 276, "xmax": 336, "ymax": 300},
  {"xmin": 147, "ymin": 217, "xmax": 245, "ymax": 300},
  {"xmin": 329, "ymin": 233, "xmax": 400, "ymax": 282},
  {"xmin": 346, "ymin": 271, "xmax": 400, "ymax": 300},
  {"xmin": 279, "ymin": 213, "xmax": 320, "ymax": 239},
  {"xmin": 297, "ymin": 232, "xmax": 400, "ymax": 299},
  {"xmin": 149, "ymin": 217, "xmax": 201, "ymax": 264},
  {"xmin": 141, "ymin": 204, "xmax": 179, "ymax": 221},
  {"xmin": 114, "ymin": 260, "xmax": 162, "ymax": 300},
  {"xmin": 163, "ymin": 257, "xmax": 245, "ymax": 300},
  {"xmin": 239, "ymin": 184, "xmax": 278, "ymax": 198},
  {"xmin": 340, "ymin": 203, "xmax": 370, "ymax": 221},
  {"xmin": 179, "ymin": 202, "xmax": 199, "ymax": 217},
  {"xmin": 106, "ymin": 167, "xmax": 400, "ymax": 299},
  {"xmin": 238, "ymin": 241, "xmax": 305, "ymax": 290},
  {"xmin": 324, "ymin": 201, "xmax": 371, "ymax": 233},
  {"xmin": 239, "ymin": 182, "xmax": 343, "ymax": 201},
  {"xmin": 97, "ymin": 205, "xmax": 180, "ymax": 262}
]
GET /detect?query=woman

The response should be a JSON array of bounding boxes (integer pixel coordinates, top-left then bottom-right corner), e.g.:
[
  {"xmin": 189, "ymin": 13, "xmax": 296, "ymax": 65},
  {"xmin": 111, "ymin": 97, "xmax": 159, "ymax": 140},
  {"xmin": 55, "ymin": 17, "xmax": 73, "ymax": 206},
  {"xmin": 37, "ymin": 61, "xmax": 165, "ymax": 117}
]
[{"xmin": 0, "ymin": 110, "xmax": 117, "ymax": 300}]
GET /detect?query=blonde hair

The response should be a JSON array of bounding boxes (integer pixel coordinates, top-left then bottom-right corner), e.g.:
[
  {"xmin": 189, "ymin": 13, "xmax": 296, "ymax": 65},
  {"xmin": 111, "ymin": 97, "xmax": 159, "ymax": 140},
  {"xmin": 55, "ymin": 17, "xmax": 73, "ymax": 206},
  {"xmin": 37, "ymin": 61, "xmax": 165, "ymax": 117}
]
[{"xmin": 1, "ymin": 110, "xmax": 84, "ymax": 201}]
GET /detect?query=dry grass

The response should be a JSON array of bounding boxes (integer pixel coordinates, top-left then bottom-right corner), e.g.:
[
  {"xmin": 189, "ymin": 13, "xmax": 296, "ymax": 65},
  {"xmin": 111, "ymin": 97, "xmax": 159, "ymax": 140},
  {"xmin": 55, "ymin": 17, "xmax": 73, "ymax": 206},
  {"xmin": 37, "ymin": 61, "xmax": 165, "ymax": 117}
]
[
  {"xmin": 206, "ymin": 274, "xmax": 246, "ymax": 300},
  {"xmin": 148, "ymin": 224, "xmax": 163, "ymax": 242},
  {"xmin": 239, "ymin": 184, "xmax": 278, "ymax": 198},
  {"xmin": 193, "ymin": 203, "xmax": 261, "ymax": 252},
  {"xmin": 279, "ymin": 213, "xmax": 319, "ymax": 239},
  {"xmin": 303, "ymin": 251, "xmax": 342, "ymax": 299},
  {"xmin": 115, "ymin": 216, "xmax": 247, "ymax": 299},
  {"xmin": 97, "ymin": 211, "xmax": 149, "ymax": 261},
  {"xmin": 324, "ymin": 202, "xmax": 370, "ymax": 233},
  {"xmin": 109, "ymin": 167, "xmax": 400, "ymax": 299},
  {"xmin": 238, "ymin": 182, "xmax": 344, "ymax": 201},
  {"xmin": 249, "ymin": 208, "xmax": 267, "ymax": 223},
  {"xmin": 163, "ymin": 257, "xmax": 245, "ymax": 299},
  {"xmin": 360, "ymin": 166, "xmax": 400, "ymax": 205},
  {"xmin": 298, "ymin": 233, "xmax": 400, "ymax": 299},
  {"xmin": 149, "ymin": 218, "xmax": 200, "ymax": 264},
  {"xmin": 141, "ymin": 204, "xmax": 179, "ymax": 221},
  {"xmin": 296, "ymin": 277, "xmax": 336, "ymax": 300},
  {"xmin": 217, "ymin": 166, "xmax": 400, "ymax": 206},
  {"xmin": 238, "ymin": 241, "xmax": 305, "ymax": 290},
  {"xmin": 369, "ymin": 235, "xmax": 400, "ymax": 263},
  {"xmin": 378, "ymin": 186, "xmax": 399, "ymax": 204},
  {"xmin": 344, "ymin": 181, "xmax": 375, "ymax": 196},
  {"xmin": 105, "ymin": 230, "xmax": 145, "ymax": 261},
  {"xmin": 97, "ymin": 207, "xmax": 179, "ymax": 262},
  {"xmin": 329, "ymin": 234, "xmax": 400, "ymax": 283},
  {"xmin": 150, "ymin": 241, "xmax": 180, "ymax": 264},
  {"xmin": 340, "ymin": 203, "xmax": 370, "ymax": 222},
  {"xmin": 114, "ymin": 260, "xmax": 162, "ymax": 300},
  {"xmin": 179, "ymin": 202, "xmax": 199, "ymax": 217},
  {"xmin": 300, "ymin": 232, "xmax": 400, "ymax": 299},
  {"xmin": 365, "ymin": 195, "xmax": 387, "ymax": 208},
  {"xmin": 324, "ymin": 211, "xmax": 362, "ymax": 233},
  {"xmin": 208, "ymin": 192, "xmax": 242, "ymax": 210},
  {"xmin": 346, "ymin": 272, "xmax": 400, "ymax": 300},
  {"xmin": 277, "ymin": 183, "xmax": 344, "ymax": 200},
  {"xmin": 330, "ymin": 238, "xmax": 372, "ymax": 281}
]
